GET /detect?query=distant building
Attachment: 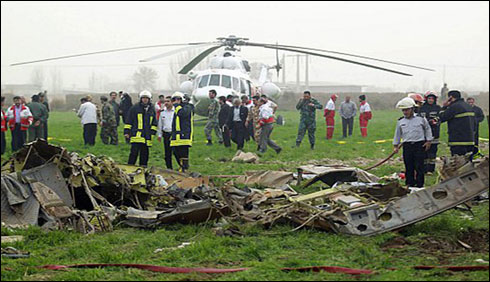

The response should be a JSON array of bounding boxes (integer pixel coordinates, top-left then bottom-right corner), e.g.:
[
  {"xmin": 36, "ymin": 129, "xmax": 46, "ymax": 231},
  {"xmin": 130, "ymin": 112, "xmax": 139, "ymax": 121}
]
[{"xmin": 1, "ymin": 84, "xmax": 42, "ymax": 96}]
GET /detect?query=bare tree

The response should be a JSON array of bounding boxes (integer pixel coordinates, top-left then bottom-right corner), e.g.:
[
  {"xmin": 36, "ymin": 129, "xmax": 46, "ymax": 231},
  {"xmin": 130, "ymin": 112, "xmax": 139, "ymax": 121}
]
[
  {"xmin": 133, "ymin": 66, "xmax": 159, "ymax": 92},
  {"xmin": 30, "ymin": 67, "xmax": 45, "ymax": 88}
]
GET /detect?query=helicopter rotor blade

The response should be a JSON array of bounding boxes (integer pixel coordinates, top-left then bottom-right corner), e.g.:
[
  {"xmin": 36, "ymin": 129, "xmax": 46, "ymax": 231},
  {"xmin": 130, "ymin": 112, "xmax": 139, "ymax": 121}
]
[
  {"xmin": 178, "ymin": 45, "xmax": 224, "ymax": 74},
  {"xmin": 10, "ymin": 42, "xmax": 215, "ymax": 66},
  {"xmin": 245, "ymin": 43, "xmax": 414, "ymax": 76},
  {"xmin": 246, "ymin": 42, "xmax": 434, "ymax": 72},
  {"xmin": 139, "ymin": 43, "xmax": 218, "ymax": 62}
]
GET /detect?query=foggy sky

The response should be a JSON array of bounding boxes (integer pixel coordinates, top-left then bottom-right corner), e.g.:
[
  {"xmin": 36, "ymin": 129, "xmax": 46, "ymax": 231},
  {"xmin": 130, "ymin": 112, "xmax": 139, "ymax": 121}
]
[{"xmin": 1, "ymin": 1, "xmax": 489, "ymax": 93}]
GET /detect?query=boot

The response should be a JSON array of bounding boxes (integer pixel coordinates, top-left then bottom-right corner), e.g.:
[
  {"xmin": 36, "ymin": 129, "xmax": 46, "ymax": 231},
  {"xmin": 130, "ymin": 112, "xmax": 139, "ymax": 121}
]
[
  {"xmin": 206, "ymin": 140, "xmax": 213, "ymax": 146},
  {"xmin": 182, "ymin": 158, "xmax": 190, "ymax": 171},
  {"xmin": 310, "ymin": 143, "xmax": 315, "ymax": 150}
]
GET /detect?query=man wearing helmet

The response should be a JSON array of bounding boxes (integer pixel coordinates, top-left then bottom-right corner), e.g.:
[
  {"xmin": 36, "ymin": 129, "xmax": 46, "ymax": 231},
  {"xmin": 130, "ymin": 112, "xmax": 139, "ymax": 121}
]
[
  {"xmin": 393, "ymin": 97, "xmax": 433, "ymax": 188},
  {"xmin": 407, "ymin": 93, "xmax": 424, "ymax": 114},
  {"xmin": 324, "ymin": 94, "xmax": 338, "ymax": 140},
  {"xmin": 439, "ymin": 90, "xmax": 475, "ymax": 156},
  {"xmin": 124, "ymin": 90, "xmax": 158, "ymax": 167},
  {"xmin": 419, "ymin": 92, "xmax": 441, "ymax": 174},
  {"xmin": 170, "ymin": 92, "xmax": 193, "ymax": 172}
]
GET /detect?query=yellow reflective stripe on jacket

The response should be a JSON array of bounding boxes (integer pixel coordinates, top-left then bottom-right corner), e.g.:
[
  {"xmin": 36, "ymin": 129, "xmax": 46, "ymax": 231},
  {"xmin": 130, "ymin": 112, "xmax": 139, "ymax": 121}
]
[
  {"xmin": 124, "ymin": 124, "xmax": 132, "ymax": 129},
  {"xmin": 137, "ymin": 113, "xmax": 143, "ymax": 129},
  {"xmin": 151, "ymin": 125, "xmax": 158, "ymax": 131},
  {"xmin": 448, "ymin": 141, "xmax": 475, "ymax": 146},
  {"xmin": 171, "ymin": 139, "xmax": 192, "ymax": 146},
  {"xmin": 454, "ymin": 112, "xmax": 475, "ymax": 118},
  {"xmin": 175, "ymin": 106, "xmax": 181, "ymax": 132}
]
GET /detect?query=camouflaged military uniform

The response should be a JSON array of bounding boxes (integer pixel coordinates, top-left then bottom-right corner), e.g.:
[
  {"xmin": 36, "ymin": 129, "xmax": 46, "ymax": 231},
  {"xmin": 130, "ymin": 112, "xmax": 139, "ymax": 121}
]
[
  {"xmin": 247, "ymin": 104, "xmax": 261, "ymax": 143},
  {"xmin": 296, "ymin": 98, "xmax": 323, "ymax": 147},
  {"xmin": 204, "ymin": 99, "xmax": 222, "ymax": 143},
  {"xmin": 100, "ymin": 101, "xmax": 118, "ymax": 145}
]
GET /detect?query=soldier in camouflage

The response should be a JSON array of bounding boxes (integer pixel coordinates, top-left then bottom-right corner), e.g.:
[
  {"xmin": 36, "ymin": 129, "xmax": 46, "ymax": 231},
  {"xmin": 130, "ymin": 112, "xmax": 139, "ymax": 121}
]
[
  {"xmin": 100, "ymin": 96, "xmax": 118, "ymax": 145},
  {"xmin": 204, "ymin": 90, "xmax": 222, "ymax": 146},
  {"xmin": 295, "ymin": 90, "xmax": 323, "ymax": 149},
  {"xmin": 246, "ymin": 95, "xmax": 262, "ymax": 146}
]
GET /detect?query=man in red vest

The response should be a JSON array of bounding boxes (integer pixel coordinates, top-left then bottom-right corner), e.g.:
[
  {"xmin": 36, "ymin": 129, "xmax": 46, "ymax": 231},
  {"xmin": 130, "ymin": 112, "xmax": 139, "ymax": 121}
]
[
  {"xmin": 1, "ymin": 96, "xmax": 7, "ymax": 155},
  {"xmin": 359, "ymin": 95, "xmax": 372, "ymax": 137},
  {"xmin": 324, "ymin": 94, "xmax": 338, "ymax": 139},
  {"xmin": 6, "ymin": 96, "xmax": 33, "ymax": 151}
]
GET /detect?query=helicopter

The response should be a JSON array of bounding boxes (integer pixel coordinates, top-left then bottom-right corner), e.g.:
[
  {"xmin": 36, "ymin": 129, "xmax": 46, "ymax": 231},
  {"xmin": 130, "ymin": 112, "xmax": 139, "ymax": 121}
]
[{"xmin": 11, "ymin": 35, "xmax": 434, "ymax": 117}]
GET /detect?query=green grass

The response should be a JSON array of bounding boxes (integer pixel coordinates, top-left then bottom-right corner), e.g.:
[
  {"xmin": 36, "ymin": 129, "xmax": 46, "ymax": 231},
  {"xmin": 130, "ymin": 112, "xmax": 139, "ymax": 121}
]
[{"xmin": 1, "ymin": 110, "xmax": 489, "ymax": 281}]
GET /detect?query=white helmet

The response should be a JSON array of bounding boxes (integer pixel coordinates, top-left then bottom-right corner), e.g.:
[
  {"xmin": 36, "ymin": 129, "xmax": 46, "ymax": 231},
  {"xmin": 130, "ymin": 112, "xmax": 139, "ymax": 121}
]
[
  {"xmin": 171, "ymin": 91, "xmax": 184, "ymax": 99},
  {"xmin": 396, "ymin": 97, "xmax": 417, "ymax": 109},
  {"xmin": 139, "ymin": 90, "xmax": 152, "ymax": 100}
]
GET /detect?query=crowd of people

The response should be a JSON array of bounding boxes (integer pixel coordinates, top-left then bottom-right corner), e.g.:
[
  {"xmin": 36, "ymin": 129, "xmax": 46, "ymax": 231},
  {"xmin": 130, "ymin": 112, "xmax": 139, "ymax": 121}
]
[{"xmin": 0, "ymin": 88, "xmax": 486, "ymax": 184}]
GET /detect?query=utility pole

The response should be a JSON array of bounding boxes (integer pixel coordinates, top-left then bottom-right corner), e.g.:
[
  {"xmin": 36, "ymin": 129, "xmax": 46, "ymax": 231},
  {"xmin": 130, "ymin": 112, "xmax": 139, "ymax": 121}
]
[
  {"xmin": 296, "ymin": 54, "xmax": 301, "ymax": 93},
  {"xmin": 282, "ymin": 54, "xmax": 286, "ymax": 85},
  {"xmin": 305, "ymin": 55, "xmax": 309, "ymax": 90}
]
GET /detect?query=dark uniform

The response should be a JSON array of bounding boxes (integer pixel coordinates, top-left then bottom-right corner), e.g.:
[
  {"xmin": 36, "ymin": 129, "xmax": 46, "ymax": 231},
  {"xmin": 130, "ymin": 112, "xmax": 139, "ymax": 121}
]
[
  {"xmin": 219, "ymin": 102, "xmax": 232, "ymax": 147},
  {"xmin": 439, "ymin": 98, "xmax": 475, "ymax": 156},
  {"xmin": 296, "ymin": 98, "xmax": 323, "ymax": 148},
  {"xmin": 228, "ymin": 105, "xmax": 248, "ymax": 150},
  {"xmin": 26, "ymin": 101, "xmax": 49, "ymax": 142},
  {"xmin": 101, "ymin": 101, "xmax": 118, "ymax": 145},
  {"xmin": 110, "ymin": 100, "xmax": 121, "ymax": 127},
  {"xmin": 171, "ymin": 103, "xmax": 193, "ymax": 171},
  {"xmin": 124, "ymin": 102, "xmax": 158, "ymax": 167},
  {"xmin": 470, "ymin": 104, "xmax": 485, "ymax": 153},
  {"xmin": 419, "ymin": 101, "xmax": 441, "ymax": 173},
  {"xmin": 42, "ymin": 100, "xmax": 50, "ymax": 139}
]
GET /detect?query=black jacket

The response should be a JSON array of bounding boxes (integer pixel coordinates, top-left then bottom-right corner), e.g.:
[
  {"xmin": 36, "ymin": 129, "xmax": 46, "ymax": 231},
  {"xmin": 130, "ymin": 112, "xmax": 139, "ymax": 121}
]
[
  {"xmin": 171, "ymin": 103, "xmax": 193, "ymax": 147},
  {"xmin": 419, "ymin": 102, "xmax": 442, "ymax": 140},
  {"xmin": 439, "ymin": 98, "xmax": 475, "ymax": 146},
  {"xmin": 120, "ymin": 94, "xmax": 133, "ymax": 122},
  {"xmin": 219, "ymin": 103, "xmax": 232, "ymax": 127},
  {"xmin": 471, "ymin": 105, "xmax": 485, "ymax": 136},
  {"xmin": 124, "ymin": 102, "xmax": 157, "ymax": 146},
  {"xmin": 228, "ymin": 106, "xmax": 248, "ymax": 128}
]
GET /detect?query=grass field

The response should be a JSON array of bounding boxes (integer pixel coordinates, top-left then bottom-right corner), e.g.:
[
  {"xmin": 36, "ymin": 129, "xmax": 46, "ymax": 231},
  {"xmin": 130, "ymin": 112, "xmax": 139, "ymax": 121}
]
[{"xmin": 1, "ymin": 110, "xmax": 489, "ymax": 281}]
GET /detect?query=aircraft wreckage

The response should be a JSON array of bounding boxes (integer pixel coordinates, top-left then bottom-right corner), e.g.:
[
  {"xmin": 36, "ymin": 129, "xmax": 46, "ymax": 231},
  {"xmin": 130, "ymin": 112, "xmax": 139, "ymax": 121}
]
[{"xmin": 1, "ymin": 140, "xmax": 488, "ymax": 236}]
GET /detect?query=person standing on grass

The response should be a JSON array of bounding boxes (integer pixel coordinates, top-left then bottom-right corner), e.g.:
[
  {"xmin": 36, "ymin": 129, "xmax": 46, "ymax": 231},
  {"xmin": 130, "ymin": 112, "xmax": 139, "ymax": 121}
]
[
  {"xmin": 219, "ymin": 96, "xmax": 232, "ymax": 148},
  {"xmin": 157, "ymin": 96, "xmax": 175, "ymax": 170},
  {"xmin": 393, "ymin": 97, "xmax": 433, "ymax": 188},
  {"xmin": 419, "ymin": 91, "xmax": 441, "ymax": 174},
  {"xmin": 204, "ymin": 90, "xmax": 222, "ymax": 146},
  {"xmin": 109, "ymin": 91, "xmax": 121, "ymax": 128},
  {"xmin": 295, "ymin": 90, "xmax": 322, "ymax": 149},
  {"xmin": 119, "ymin": 92, "xmax": 133, "ymax": 143},
  {"xmin": 324, "ymin": 94, "xmax": 338, "ymax": 140},
  {"xmin": 7, "ymin": 96, "xmax": 33, "ymax": 152},
  {"xmin": 124, "ymin": 90, "xmax": 158, "ymax": 167},
  {"xmin": 229, "ymin": 98, "xmax": 248, "ymax": 151},
  {"xmin": 39, "ymin": 91, "xmax": 50, "ymax": 139},
  {"xmin": 1, "ymin": 97, "xmax": 7, "ymax": 155},
  {"xmin": 439, "ymin": 90, "xmax": 475, "ymax": 157},
  {"xmin": 358, "ymin": 95, "xmax": 372, "ymax": 137},
  {"xmin": 339, "ymin": 95, "xmax": 357, "ymax": 138},
  {"xmin": 258, "ymin": 98, "xmax": 282, "ymax": 154},
  {"xmin": 246, "ymin": 95, "xmax": 261, "ymax": 144},
  {"xmin": 77, "ymin": 97, "xmax": 98, "ymax": 146},
  {"xmin": 100, "ymin": 96, "xmax": 118, "ymax": 145},
  {"xmin": 170, "ymin": 92, "xmax": 193, "ymax": 172},
  {"xmin": 241, "ymin": 95, "xmax": 254, "ymax": 142},
  {"xmin": 26, "ymin": 94, "xmax": 49, "ymax": 142},
  {"xmin": 466, "ymin": 97, "xmax": 485, "ymax": 156}
]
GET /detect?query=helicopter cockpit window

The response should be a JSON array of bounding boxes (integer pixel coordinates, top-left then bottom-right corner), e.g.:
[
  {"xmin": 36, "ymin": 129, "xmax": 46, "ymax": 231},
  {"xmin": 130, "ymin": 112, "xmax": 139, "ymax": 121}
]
[
  {"xmin": 198, "ymin": 75, "xmax": 210, "ymax": 88},
  {"xmin": 232, "ymin": 77, "xmax": 240, "ymax": 92},
  {"xmin": 221, "ymin": 75, "xmax": 231, "ymax": 89},
  {"xmin": 240, "ymin": 79, "xmax": 248, "ymax": 94},
  {"xmin": 209, "ymin": 74, "xmax": 220, "ymax": 86}
]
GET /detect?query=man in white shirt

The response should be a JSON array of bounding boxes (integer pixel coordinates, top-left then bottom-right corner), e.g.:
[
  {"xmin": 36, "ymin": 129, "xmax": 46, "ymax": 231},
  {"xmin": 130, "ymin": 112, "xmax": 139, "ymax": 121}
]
[
  {"xmin": 261, "ymin": 95, "xmax": 278, "ymax": 113},
  {"xmin": 77, "ymin": 97, "xmax": 98, "ymax": 146},
  {"xmin": 157, "ymin": 96, "xmax": 175, "ymax": 169},
  {"xmin": 257, "ymin": 98, "xmax": 282, "ymax": 154}
]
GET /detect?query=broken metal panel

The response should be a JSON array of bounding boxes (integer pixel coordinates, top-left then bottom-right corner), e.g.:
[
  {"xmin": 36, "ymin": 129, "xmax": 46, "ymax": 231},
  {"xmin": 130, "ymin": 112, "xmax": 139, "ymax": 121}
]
[
  {"xmin": 31, "ymin": 182, "xmax": 73, "ymax": 219},
  {"xmin": 1, "ymin": 174, "xmax": 40, "ymax": 227},
  {"xmin": 333, "ymin": 159, "xmax": 489, "ymax": 236},
  {"xmin": 236, "ymin": 171, "xmax": 294, "ymax": 188},
  {"xmin": 22, "ymin": 162, "xmax": 73, "ymax": 207},
  {"xmin": 299, "ymin": 166, "xmax": 380, "ymax": 187}
]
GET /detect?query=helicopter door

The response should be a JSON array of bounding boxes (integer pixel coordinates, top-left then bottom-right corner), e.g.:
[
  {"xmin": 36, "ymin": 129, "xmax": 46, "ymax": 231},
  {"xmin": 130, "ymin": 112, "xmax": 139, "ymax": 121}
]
[{"xmin": 232, "ymin": 77, "xmax": 240, "ymax": 92}]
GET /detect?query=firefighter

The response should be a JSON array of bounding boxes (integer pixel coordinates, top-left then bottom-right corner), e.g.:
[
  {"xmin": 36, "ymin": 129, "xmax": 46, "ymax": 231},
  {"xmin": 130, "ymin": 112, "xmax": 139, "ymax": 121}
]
[
  {"xmin": 419, "ymin": 91, "xmax": 442, "ymax": 174},
  {"xmin": 6, "ymin": 96, "xmax": 33, "ymax": 152},
  {"xmin": 170, "ymin": 92, "xmax": 193, "ymax": 172},
  {"xmin": 407, "ymin": 93, "xmax": 425, "ymax": 114},
  {"xmin": 439, "ymin": 90, "xmax": 475, "ymax": 156},
  {"xmin": 124, "ymin": 90, "xmax": 158, "ymax": 167},
  {"xmin": 324, "ymin": 94, "xmax": 338, "ymax": 139},
  {"xmin": 1, "ymin": 96, "xmax": 7, "ymax": 155},
  {"xmin": 393, "ymin": 97, "xmax": 433, "ymax": 188},
  {"xmin": 358, "ymin": 95, "xmax": 372, "ymax": 137}
]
